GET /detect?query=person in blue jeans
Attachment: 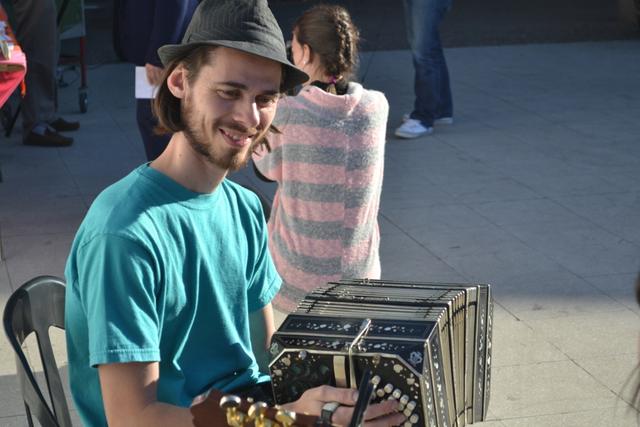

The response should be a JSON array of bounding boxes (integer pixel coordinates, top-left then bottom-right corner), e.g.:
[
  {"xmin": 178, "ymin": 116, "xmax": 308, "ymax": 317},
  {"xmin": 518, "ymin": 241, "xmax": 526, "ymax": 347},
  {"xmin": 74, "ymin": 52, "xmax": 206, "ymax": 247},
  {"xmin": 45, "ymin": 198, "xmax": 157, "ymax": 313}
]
[{"xmin": 395, "ymin": 0, "xmax": 453, "ymax": 139}]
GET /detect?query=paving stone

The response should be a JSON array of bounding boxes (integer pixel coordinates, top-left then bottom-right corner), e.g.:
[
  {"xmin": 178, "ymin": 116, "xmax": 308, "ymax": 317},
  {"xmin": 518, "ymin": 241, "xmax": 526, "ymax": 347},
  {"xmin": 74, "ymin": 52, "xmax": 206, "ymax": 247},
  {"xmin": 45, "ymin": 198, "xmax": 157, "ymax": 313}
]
[
  {"xmin": 526, "ymin": 310, "xmax": 639, "ymax": 360},
  {"xmin": 583, "ymin": 273, "xmax": 640, "ymax": 314},
  {"xmin": 577, "ymin": 353, "xmax": 640, "ymax": 409},
  {"xmin": 491, "ymin": 305, "xmax": 568, "ymax": 367},
  {"xmin": 490, "ymin": 361, "xmax": 618, "ymax": 419},
  {"xmin": 503, "ymin": 220, "xmax": 640, "ymax": 277},
  {"xmin": 493, "ymin": 268, "xmax": 626, "ymax": 321},
  {"xmin": 0, "ymin": 195, "xmax": 87, "ymax": 238},
  {"xmin": 379, "ymin": 232, "xmax": 465, "ymax": 282},
  {"xmin": 496, "ymin": 406, "xmax": 640, "ymax": 427},
  {"xmin": 382, "ymin": 203, "xmax": 494, "ymax": 232}
]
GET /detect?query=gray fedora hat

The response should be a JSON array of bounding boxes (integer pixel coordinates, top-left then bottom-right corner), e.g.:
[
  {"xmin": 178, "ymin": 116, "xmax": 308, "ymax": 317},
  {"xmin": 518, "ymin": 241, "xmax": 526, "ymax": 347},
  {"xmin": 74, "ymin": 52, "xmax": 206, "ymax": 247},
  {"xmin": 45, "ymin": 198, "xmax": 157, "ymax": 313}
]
[{"xmin": 158, "ymin": 0, "xmax": 308, "ymax": 91}]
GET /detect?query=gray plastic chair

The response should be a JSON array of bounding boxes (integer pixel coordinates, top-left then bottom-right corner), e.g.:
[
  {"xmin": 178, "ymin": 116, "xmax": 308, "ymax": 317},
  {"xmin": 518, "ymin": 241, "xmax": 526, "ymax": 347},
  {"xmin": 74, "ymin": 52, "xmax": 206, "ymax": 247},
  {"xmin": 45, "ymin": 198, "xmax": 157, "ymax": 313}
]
[{"xmin": 3, "ymin": 275, "xmax": 72, "ymax": 427}]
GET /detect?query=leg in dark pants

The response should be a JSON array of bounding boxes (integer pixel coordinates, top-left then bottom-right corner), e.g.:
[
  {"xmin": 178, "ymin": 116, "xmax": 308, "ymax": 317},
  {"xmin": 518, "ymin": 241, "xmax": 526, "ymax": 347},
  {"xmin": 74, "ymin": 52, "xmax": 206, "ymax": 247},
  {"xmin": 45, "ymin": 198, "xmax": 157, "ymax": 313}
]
[{"xmin": 11, "ymin": 0, "xmax": 57, "ymax": 132}]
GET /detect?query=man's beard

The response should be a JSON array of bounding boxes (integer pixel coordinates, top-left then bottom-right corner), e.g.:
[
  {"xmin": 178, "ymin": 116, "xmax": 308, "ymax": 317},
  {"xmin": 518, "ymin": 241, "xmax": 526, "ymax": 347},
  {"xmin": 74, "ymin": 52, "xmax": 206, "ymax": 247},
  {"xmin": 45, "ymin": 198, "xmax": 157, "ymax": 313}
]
[{"xmin": 181, "ymin": 99, "xmax": 266, "ymax": 172}]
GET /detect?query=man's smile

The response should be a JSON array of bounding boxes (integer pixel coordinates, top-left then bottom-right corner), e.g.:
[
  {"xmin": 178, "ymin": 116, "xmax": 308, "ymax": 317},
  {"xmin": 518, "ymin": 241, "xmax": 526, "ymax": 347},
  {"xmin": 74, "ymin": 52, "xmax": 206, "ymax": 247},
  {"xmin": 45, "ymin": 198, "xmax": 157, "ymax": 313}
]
[{"xmin": 220, "ymin": 128, "xmax": 253, "ymax": 148}]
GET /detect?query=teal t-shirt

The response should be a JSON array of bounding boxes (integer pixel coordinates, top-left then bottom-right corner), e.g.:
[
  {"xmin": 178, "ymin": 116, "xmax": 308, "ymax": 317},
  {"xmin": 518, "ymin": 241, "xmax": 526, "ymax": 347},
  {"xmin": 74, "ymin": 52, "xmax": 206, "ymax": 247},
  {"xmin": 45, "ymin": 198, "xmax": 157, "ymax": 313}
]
[{"xmin": 64, "ymin": 164, "xmax": 281, "ymax": 427}]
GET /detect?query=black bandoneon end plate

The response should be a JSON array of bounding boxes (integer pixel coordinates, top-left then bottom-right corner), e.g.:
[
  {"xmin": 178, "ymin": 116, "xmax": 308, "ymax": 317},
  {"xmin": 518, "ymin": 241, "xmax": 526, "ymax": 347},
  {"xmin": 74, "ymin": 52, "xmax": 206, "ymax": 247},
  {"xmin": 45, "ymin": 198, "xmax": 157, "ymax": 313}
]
[{"xmin": 268, "ymin": 279, "xmax": 493, "ymax": 427}]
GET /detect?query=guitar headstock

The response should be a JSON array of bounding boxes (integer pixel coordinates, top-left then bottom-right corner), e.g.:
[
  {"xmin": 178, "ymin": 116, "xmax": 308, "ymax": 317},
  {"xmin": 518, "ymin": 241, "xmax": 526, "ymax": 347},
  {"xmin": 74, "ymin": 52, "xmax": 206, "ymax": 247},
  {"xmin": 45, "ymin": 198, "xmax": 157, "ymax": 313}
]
[{"xmin": 191, "ymin": 389, "xmax": 327, "ymax": 427}]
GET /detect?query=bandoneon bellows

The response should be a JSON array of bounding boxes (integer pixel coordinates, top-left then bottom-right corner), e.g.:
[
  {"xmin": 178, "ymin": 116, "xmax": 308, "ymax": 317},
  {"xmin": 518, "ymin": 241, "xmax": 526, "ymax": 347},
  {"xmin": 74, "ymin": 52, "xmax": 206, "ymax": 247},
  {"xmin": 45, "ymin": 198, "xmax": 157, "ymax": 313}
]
[{"xmin": 268, "ymin": 279, "xmax": 493, "ymax": 427}]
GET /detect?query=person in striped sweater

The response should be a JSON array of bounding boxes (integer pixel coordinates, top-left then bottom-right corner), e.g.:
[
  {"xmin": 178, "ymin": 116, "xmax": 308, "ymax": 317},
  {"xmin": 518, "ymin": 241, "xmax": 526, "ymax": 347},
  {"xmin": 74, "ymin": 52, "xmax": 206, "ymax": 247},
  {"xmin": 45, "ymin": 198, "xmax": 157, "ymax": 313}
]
[{"xmin": 253, "ymin": 4, "xmax": 389, "ymax": 313}]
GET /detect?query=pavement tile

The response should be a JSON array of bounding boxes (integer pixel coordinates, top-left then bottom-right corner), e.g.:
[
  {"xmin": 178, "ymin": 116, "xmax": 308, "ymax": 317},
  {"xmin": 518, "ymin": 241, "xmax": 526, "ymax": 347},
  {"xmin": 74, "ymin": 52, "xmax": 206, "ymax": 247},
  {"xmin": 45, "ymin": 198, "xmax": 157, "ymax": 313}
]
[
  {"xmin": 381, "ymin": 203, "xmax": 494, "ymax": 232},
  {"xmin": 63, "ymin": 155, "xmax": 141, "ymax": 196},
  {"xmin": 470, "ymin": 198, "xmax": 584, "ymax": 227},
  {"xmin": 504, "ymin": 166, "xmax": 629, "ymax": 198},
  {"xmin": 0, "ymin": 266, "xmax": 19, "ymax": 378},
  {"xmin": 489, "ymin": 361, "xmax": 619, "ymax": 419},
  {"xmin": 577, "ymin": 353, "xmax": 640, "ymax": 409},
  {"xmin": 492, "ymin": 268, "xmax": 625, "ymax": 321},
  {"xmin": 503, "ymin": 220, "xmax": 640, "ymax": 276},
  {"xmin": 0, "ymin": 407, "xmax": 83, "ymax": 426},
  {"xmin": 2, "ymin": 234, "xmax": 74, "ymax": 285},
  {"xmin": 378, "ymin": 231, "xmax": 465, "ymax": 282},
  {"xmin": 496, "ymin": 406, "xmax": 640, "ymax": 427},
  {"xmin": 0, "ymin": 415, "xmax": 28, "ymax": 427},
  {"xmin": 526, "ymin": 310, "xmax": 639, "ymax": 360},
  {"xmin": 409, "ymin": 224, "xmax": 562, "ymax": 285},
  {"xmin": 491, "ymin": 305, "xmax": 568, "ymax": 367},
  {"xmin": 0, "ymin": 147, "xmax": 81, "ymax": 200},
  {"xmin": 556, "ymin": 192, "xmax": 640, "ymax": 245},
  {"xmin": 467, "ymin": 420, "xmax": 506, "ymax": 427},
  {"xmin": 0, "ymin": 195, "xmax": 87, "ymax": 238},
  {"xmin": 583, "ymin": 273, "xmax": 640, "ymax": 313},
  {"xmin": 0, "ymin": 374, "xmax": 25, "ymax": 418},
  {"xmin": 380, "ymin": 177, "xmax": 459, "ymax": 209},
  {"xmin": 378, "ymin": 214, "xmax": 404, "ymax": 236},
  {"xmin": 436, "ymin": 176, "xmax": 542, "ymax": 204}
]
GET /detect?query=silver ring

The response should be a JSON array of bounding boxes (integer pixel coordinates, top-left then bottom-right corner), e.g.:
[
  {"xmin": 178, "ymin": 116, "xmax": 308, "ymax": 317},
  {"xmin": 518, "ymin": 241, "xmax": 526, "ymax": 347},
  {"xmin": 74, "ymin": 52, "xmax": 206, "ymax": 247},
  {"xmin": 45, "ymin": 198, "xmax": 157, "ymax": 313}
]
[{"xmin": 321, "ymin": 401, "xmax": 340, "ymax": 424}]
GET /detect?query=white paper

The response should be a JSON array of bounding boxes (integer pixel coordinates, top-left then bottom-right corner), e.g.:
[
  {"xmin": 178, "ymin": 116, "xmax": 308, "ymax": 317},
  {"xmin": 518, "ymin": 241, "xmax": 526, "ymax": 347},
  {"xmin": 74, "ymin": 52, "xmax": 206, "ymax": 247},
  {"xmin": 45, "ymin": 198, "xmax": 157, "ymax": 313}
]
[{"xmin": 135, "ymin": 66, "xmax": 158, "ymax": 99}]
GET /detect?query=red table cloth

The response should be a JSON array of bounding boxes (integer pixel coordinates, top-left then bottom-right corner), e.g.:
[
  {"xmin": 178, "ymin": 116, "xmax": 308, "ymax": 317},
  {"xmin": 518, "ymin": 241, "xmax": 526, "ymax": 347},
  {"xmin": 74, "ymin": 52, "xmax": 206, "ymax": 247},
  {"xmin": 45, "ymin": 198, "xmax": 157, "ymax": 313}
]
[{"xmin": 0, "ymin": 6, "xmax": 26, "ymax": 108}]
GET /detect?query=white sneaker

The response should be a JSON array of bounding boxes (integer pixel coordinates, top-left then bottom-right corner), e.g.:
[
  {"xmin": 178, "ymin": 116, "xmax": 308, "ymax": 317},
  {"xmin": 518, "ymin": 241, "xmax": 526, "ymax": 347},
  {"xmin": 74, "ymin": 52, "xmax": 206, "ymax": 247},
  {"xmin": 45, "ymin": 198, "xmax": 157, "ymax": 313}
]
[
  {"xmin": 402, "ymin": 113, "xmax": 454, "ymax": 125},
  {"xmin": 395, "ymin": 119, "xmax": 433, "ymax": 139}
]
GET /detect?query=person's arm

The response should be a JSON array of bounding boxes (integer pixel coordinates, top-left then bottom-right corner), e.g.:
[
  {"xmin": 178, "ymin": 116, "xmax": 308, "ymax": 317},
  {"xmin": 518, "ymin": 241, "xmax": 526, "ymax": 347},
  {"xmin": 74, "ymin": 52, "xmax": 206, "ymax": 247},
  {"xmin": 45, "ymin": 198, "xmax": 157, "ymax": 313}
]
[
  {"xmin": 99, "ymin": 362, "xmax": 194, "ymax": 427},
  {"xmin": 249, "ymin": 303, "xmax": 276, "ymax": 372}
]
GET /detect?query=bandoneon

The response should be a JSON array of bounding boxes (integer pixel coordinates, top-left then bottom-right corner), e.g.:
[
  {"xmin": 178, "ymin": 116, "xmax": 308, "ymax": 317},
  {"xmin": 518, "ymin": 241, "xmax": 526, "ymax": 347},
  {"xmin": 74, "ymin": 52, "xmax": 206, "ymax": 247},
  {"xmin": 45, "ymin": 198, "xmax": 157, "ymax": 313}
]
[{"xmin": 268, "ymin": 279, "xmax": 493, "ymax": 427}]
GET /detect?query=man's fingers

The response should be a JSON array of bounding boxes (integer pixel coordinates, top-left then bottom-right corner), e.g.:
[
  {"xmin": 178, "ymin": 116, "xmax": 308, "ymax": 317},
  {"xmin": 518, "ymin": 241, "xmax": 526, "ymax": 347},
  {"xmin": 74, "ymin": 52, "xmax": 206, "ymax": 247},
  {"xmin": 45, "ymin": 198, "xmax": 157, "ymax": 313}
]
[
  {"xmin": 331, "ymin": 401, "xmax": 406, "ymax": 427},
  {"xmin": 144, "ymin": 64, "xmax": 164, "ymax": 86},
  {"xmin": 304, "ymin": 385, "xmax": 358, "ymax": 406},
  {"xmin": 363, "ymin": 399, "xmax": 399, "ymax": 420},
  {"xmin": 363, "ymin": 412, "xmax": 407, "ymax": 427}
]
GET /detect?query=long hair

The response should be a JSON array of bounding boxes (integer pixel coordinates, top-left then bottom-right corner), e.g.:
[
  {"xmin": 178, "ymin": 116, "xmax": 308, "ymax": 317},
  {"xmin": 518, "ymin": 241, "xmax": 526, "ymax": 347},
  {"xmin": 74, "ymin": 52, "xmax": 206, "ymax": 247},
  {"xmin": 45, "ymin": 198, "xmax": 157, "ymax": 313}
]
[{"xmin": 294, "ymin": 4, "xmax": 360, "ymax": 94}]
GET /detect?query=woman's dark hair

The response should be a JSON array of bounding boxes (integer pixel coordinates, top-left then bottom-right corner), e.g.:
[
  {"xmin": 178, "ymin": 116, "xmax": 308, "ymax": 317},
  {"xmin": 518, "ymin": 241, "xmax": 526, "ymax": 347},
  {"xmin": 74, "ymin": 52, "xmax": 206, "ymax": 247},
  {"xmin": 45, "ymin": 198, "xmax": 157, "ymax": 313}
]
[
  {"xmin": 294, "ymin": 4, "xmax": 360, "ymax": 93},
  {"xmin": 152, "ymin": 45, "xmax": 284, "ymax": 152}
]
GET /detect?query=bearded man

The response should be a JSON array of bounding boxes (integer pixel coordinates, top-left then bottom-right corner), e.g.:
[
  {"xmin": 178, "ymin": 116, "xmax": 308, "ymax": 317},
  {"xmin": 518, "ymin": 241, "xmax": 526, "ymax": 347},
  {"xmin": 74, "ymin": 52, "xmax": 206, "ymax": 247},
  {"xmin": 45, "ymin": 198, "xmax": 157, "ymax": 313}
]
[{"xmin": 63, "ymin": 1, "xmax": 405, "ymax": 426}]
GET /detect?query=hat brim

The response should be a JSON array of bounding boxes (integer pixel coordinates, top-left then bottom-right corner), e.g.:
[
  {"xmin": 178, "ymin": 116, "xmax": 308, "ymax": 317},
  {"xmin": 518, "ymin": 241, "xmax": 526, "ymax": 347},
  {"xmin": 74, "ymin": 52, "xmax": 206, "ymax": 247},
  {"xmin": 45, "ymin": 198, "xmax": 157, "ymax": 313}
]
[{"xmin": 158, "ymin": 40, "xmax": 308, "ymax": 92}]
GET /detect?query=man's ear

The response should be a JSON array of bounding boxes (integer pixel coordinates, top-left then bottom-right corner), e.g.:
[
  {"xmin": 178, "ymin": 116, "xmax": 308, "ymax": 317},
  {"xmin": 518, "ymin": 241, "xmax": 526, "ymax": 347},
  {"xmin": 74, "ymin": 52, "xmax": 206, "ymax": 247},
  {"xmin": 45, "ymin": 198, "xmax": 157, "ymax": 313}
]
[{"xmin": 167, "ymin": 66, "xmax": 187, "ymax": 99}]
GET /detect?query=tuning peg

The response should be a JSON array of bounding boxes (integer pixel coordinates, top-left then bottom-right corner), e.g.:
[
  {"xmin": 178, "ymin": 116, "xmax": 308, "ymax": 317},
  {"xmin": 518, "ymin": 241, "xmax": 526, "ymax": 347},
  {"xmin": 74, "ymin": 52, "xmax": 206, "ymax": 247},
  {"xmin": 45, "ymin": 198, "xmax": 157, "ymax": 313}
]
[
  {"xmin": 219, "ymin": 395, "xmax": 244, "ymax": 427},
  {"xmin": 248, "ymin": 401, "xmax": 269, "ymax": 427},
  {"xmin": 275, "ymin": 408, "xmax": 297, "ymax": 427}
]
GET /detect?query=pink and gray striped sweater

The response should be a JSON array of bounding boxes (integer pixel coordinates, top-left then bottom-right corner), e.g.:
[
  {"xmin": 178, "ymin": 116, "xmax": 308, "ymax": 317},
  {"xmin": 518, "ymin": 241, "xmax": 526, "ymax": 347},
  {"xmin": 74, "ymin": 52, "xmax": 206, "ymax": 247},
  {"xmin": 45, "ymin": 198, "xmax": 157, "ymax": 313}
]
[{"xmin": 253, "ymin": 82, "xmax": 389, "ymax": 312}]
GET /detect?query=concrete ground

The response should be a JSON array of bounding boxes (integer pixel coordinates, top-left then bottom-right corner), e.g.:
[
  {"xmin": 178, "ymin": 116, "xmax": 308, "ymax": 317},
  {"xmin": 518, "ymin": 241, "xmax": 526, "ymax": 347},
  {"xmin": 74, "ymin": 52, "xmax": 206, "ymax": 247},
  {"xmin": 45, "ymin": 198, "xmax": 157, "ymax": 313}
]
[{"xmin": 1, "ymin": 36, "xmax": 639, "ymax": 427}]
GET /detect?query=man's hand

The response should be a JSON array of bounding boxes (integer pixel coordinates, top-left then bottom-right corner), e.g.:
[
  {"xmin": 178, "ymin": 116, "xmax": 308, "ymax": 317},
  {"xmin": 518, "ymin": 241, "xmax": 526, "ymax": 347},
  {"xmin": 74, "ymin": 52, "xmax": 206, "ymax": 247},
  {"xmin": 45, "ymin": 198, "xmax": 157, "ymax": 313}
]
[
  {"xmin": 282, "ymin": 385, "xmax": 406, "ymax": 427},
  {"xmin": 145, "ymin": 63, "xmax": 164, "ymax": 86}
]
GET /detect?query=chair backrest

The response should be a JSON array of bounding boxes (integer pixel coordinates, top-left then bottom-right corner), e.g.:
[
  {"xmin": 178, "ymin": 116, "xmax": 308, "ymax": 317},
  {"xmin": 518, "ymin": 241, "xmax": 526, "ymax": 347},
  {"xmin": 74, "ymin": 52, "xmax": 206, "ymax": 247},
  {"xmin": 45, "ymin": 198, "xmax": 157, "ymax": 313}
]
[{"xmin": 2, "ymin": 275, "xmax": 72, "ymax": 427}]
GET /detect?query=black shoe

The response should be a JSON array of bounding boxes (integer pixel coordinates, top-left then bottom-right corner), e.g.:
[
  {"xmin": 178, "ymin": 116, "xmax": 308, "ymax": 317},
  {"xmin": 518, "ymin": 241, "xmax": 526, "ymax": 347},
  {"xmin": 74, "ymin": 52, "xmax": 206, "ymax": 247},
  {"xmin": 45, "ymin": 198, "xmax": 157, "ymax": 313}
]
[
  {"xmin": 49, "ymin": 117, "xmax": 80, "ymax": 132},
  {"xmin": 23, "ymin": 129, "xmax": 73, "ymax": 147}
]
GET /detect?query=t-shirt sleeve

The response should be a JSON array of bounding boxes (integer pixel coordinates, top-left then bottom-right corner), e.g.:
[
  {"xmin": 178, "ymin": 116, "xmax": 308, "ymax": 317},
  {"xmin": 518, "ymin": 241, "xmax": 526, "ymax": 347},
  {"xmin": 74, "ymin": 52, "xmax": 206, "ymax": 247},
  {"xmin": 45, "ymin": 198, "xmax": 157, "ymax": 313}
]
[
  {"xmin": 246, "ymin": 206, "xmax": 281, "ymax": 312},
  {"xmin": 75, "ymin": 234, "xmax": 161, "ymax": 367}
]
